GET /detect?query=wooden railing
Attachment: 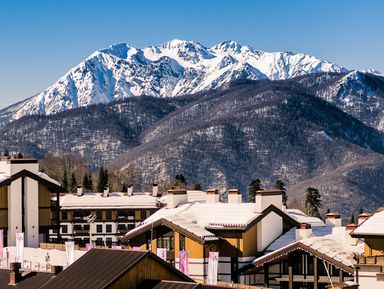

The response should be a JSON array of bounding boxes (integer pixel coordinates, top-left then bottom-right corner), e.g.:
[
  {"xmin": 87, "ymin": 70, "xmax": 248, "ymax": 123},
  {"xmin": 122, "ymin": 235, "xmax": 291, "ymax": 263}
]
[{"xmin": 358, "ymin": 254, "xmax": 384, "ymax": 269}]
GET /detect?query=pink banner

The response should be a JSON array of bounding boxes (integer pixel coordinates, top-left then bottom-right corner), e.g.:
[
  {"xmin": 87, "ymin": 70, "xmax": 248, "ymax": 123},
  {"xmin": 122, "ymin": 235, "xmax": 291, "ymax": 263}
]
[
  {"xmin": 85, "ymin": 243, "xmax": 94, "ymax": 252},
  {"xmin": 0, "ymin": 230, "xmax": 3, "ymax": 259},
  {"xmin": 207, "ymin": 251, "xmax": 219, "ymax": 285},
  {"xmin": 16, "ymin": 233, "xmax": 24, "ymax": 264},
  {"xmin": 178, "ymin": 251, "xmax": 189, "ymax": 275}
]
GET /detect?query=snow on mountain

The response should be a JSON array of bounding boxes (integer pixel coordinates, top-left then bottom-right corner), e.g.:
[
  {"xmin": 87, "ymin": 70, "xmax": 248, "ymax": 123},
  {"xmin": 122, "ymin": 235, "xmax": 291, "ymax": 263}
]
[{"xmin": 0, "ymin": 39, "xmax": 348, "ymax": 126}]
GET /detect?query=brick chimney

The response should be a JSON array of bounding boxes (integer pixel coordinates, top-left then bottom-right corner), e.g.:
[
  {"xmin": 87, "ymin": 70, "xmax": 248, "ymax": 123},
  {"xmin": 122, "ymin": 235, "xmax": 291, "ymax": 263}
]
[
  {"xmin": 295, "ymin": 223, "xmax": 313, "ymax": 241},
  {"xmin": 167, "ymin": 189, "xmax": 187, "ymax": 208},
  {"xmin": 228, "ymin": 189, "xmax": 242, "ymax": 203},
  {"xmin": 76, "ymin": 186, "xmax": 83, "ymax": 196},
  {"xmin": 127, "ymin": 184, "xmax": 133, "ymax": 196},
  {"xmin": 206, "ymin": 189, "xmax": 219, "ymax": 203},
  {"xmin": 358, "ymin": 213, "xmax": 372, "ymax": 225},
  {"xmin": 255, "ymin": 190, "xmax": 283, "ymax": 213},
  {"xmin": 152, "ymin": 183, "xmax": 160, "ymax": 197},
  {"xmin": 325, "ymin": 212, "xmax": 342, "ymax": 227},
  {"xmin": 9, "ymin": 262, "xmax": 21, "ymax": 285}
]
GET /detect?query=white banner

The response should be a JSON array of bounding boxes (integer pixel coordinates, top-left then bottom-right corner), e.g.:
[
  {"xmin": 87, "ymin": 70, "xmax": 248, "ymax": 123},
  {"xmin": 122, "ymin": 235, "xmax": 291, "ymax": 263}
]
[
  {"xmin": 15, "ymin": 233, "xmax": 24, "ymax": 264},
  {"xmin": 207, "ymin": 251, "xmax": 219, "ymax": 285},
  {"xmin": 156, "ymin": 248, "xmax": 167, "ymax": 261},
  {"xmin": 65, "ymin": 241, "xmax": 75, "ymax": 266}
]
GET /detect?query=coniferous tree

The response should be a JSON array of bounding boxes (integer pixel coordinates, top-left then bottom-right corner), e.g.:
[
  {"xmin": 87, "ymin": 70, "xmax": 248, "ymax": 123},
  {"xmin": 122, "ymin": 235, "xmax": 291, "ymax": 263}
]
[
  {"xmin": 350, "ymin": 212, "xmax": 355, "ymax": 224},
  {"xmin": 248, "ymin": 178, "xmax": 262, "ymax": 203},
  {"xmin": 174, "ymin": 174, "xmax": 187, "ymax": 188},
  {"xmin": 97, "ymin": 166, "xmax": 105, "ymax": 192},
  {"xmin": 359, "ymin": 207, "xmax": 364, "ymax": 215},
  {"xmin": 3, "ymin": 148, "xmax": 9, "ymax": 157},
  {"xmin": 62, "ymin": 170, "xmax": 69, "ymax": 192},
  {"xmin": 192, "ymin": 183, "xmax": 202, "ymax": 190},
  {"xmin": 69, "ymin": 172, "xmax": 77, "ymax": 193},
  {"xmin": 275, "ymin": 179, "xmax": 287, "ymax": 206},
  {"xmin": 16, "ymin": 152, "xmax": 23, "ymax": 158},
  {"xmin": 121, "ymin": 183, "xmax": 128, "ymax": 193},
  {"xmin": 82, "ymin": 173, "xmax": 89, "ymax": 191},
  {"xmin": 305, "ymin": 187, "xmax": 322, "ymax": 218}
]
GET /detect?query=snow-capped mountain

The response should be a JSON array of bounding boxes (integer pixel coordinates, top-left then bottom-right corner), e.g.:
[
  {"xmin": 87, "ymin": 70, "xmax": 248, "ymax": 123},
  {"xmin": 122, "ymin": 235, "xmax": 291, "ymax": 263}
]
[{"xmin": 0, "ymin": 39, "xmax": 348, "ymax": 126}]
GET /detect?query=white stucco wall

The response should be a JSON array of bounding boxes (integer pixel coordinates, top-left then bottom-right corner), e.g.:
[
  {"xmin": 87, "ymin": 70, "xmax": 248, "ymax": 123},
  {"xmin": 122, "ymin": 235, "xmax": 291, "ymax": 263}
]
[
  {"xmin": 24, "ymin": 177, "xmax": 39, "ymax": 248},
  {"xmin": 257, "ymin": 212, "xmax": 283, "ymax": 251},
  {"xmin": 8, "ymin": 178, "xmax": 22, "ymax": 246}
]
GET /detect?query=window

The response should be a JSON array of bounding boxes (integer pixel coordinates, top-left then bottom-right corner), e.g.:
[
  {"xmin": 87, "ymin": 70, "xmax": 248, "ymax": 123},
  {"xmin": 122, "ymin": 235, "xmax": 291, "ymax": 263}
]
[
  {"xmin": 73, "ymin": 225, "xmax": 82, "ymax": 231},
  {"xmin": 73, "ymin": 211, "xmax": 82, "ymax": 219},
  {"xmin": 106, "ymin": 211, "xmax": 112, "ymax": 220},
  {"xmin": 106, "ymin": 224, "xmax": 112, "ymax": 233},
  {"xmin": 61, "ymin": 212, "xmax": 68, "ymax": 220},
  {"xmin": 62, "ymin": 225, "xmax": 68, "ymax": 234},
  {"xmin": 179, "ymin": 234, "xmax": 185, "ymax": 251},
  {"xmin": 127, "ymin": 223, "xmax": 135, "ymax": 230},
  {"xmin": 52, "ymin": 228, "xmax": 57, "ymax": 233},
  {"xmin": 140, "ymin": 211, "xmax": 146, "ymax": 220},
  {"xmin": 83, "ymin": 224, "xmax": 90, "ymax": 231},
  {"xmin": 106, "ymin": 237, "xmax": 112, "ymax": 247},
  {"xmin": 96, "ymin": 211, "xmax": 102, "ymax": 220},
  {"xmin": 117, "ymin": 224, "xmax": 126, "ymax": 230},
  {"xmin": 96, "ymin": 238, "xmax": 103, "ymax": 246},
  {"xmin": 96, "ymin": 224, "xmax": 103, "ymax": 233},
  {"xmin": 127, "ymin": 211, "xmax": 135, "ymax": 220}
]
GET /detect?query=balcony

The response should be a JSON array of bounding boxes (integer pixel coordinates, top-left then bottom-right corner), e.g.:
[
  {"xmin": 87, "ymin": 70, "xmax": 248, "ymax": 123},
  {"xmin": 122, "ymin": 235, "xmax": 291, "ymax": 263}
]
[{"xmin": 357, "ymin": 255, "xmax": 384, "ymax": 273}]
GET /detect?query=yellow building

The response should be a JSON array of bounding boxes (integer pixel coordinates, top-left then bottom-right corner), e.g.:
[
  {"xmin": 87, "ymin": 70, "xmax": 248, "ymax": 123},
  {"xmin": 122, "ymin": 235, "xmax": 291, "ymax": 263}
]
[
  {"xmin": 351, "ymin": 210, "xmax": 384, "ymax": 288},
  {"xmin": 121, "ymin": 189, "xmax": 300, "ymax": 282}
]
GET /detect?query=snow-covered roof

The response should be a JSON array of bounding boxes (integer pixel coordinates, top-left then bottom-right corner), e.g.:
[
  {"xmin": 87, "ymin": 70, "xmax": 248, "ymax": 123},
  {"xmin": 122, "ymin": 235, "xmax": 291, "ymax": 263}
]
[
  {"xmin": 60, "ymin": 192, "xmax": 160, "ymax": 209},
  {"xmin": 286, "ymin": 209, "xmax": 325, "ymax": 227},
  {"xmin": 352, "ymin": 210, "xmax": 384, "ymax": 236},
  {"xmin": 267, "ymin": 225, "xmax": 333, "ymax": 252},
  {"xmin": 255, "ymin": 228, "xmax": 363, "ymax": 272},
  {"xmin": 126, "ymin": 202, "xmax": 263, "ymax": 240},
  {"xmin": 38, "ymin": 171, "xmax": 61, "ymax": 186},
  {"xmin": 0, "ymin": 173, "xmax": 8, "ymax": 183}
]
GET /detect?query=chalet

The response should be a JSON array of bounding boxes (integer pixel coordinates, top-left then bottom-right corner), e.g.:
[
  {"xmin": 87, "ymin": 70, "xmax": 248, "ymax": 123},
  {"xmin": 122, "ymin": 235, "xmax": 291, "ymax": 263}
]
[
  {"xmin": 351, "ymin": 210, "xmax": 384, "ymax": 288},
  {"xmin": 0, "ymin": 157, "xmax": 64, "ymax": 247},
  {"xmin": 239, "ymin": 219, "xmax": 362, "ymax": 288},
  {"xmin": 120, "ymin": 188, "xmax": 323, "ymax": 282}
]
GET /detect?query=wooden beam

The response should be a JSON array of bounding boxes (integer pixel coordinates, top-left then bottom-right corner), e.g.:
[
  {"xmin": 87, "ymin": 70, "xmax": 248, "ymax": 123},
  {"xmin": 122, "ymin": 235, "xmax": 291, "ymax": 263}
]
[
  {"xmin": 314, "ymin": 256, "xmax": 318, "ymax": 289},
  {"xmin": 263, "ymin": 264, "xmax": 269, "ymax": 287},
  {"xmin": 288, "ymin": 263, "xmax": 293, "ymax": 289},
  {"xmin": 339, "ymin": 269, "xmax": 344, "ymax": 283}
]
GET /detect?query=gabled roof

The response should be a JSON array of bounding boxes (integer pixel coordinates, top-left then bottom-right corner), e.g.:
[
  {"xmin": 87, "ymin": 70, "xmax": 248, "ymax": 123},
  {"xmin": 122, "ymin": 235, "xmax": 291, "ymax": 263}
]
[
  {"xmin": 252, "ymin": 237, "xmax": 358, "ymax": 274},
  {"xmin": 41, "ymin": 249, "xmax": 194, "ymax": 289},
  {"xmin": 136, "ymin": 280, "xmax": 235, "ymax": 289},
  {"xmin": 121, "ymin": 204, "xmax": 298, "ymax": 244},
  {"xmin": 351, "ymin": 210, "xmax": 384, "ymax": 237},
  {"xmin": 0, "ymin": 169, "xmax": 64, "ymax": 192},
  {"xmin": 0, "ymin": 269, "xmax": 53, "ymax": 289}
]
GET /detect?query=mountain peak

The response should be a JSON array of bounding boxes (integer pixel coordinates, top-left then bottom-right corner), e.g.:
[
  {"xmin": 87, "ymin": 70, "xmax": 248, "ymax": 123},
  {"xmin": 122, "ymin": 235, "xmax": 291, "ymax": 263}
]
[
  {"xmin": 211, "ymin": 40, "xmax": 243, "ymax": 53},
  {"xmin": 100, "ymin": 43, "xmax": 132, "ymax": 59}
]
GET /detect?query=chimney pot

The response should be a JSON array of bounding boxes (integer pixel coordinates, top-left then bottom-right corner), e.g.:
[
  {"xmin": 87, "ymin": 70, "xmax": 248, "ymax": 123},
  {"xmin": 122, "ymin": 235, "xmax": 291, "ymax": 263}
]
[
  {"xmin": 228, "ymin": 189, "xmax": 242, "ymax": 203},
  {"xmin": 206, "ymin": 189, "xmax": 220, "ymax": 203},
  {"xmin": 76, "ymin": 186, "xmax": 83, "ymax": 196},
  {"xmin": 295, "ymin": 223, "xmax": 312, "ymax": 240},
  {"xmin": 152, "ymin": 183, "xmax": 159, "ymax": 197},
  {"xmin": 255, "ymin": 190, "xmax": 283, "ymax": 213},
  {"xmin": 167, "ymin": 189, "xmax": 188, "ymax": 208},
  {"xmin": 103, "ymin": 187, "xmax": 109, "ymax": 197}
]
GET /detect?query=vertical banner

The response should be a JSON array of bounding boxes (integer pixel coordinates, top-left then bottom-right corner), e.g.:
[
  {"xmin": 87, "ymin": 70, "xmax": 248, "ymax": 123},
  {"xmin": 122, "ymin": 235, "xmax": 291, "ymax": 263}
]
[
  {"xmin": 156, "ymin": 248, "xmax": 167, "ymax": 261},
  {"xmin": 207, "ymin": 251, "xmax": 219, "ymax": 285},
  {"xmin": 0, "ymin": 229, "xmax": 3, "ymax": 259},
  {"xmin": 65, "ymin": 241, "xmax": 75, "ymax": 266},
  {"xmin": 178, "ymin": 250, "xmax": 189, "ymax": 275},
  {"xmin": 15, "ymin": 233, "xmax": 24, "ymax": 264}
]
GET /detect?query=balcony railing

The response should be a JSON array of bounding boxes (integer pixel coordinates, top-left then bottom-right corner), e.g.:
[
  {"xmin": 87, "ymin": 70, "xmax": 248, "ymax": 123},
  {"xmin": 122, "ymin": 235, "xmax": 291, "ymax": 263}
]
[{"xmin": 358, "ymin": 255, "xmax": 384, "ymax": 265}]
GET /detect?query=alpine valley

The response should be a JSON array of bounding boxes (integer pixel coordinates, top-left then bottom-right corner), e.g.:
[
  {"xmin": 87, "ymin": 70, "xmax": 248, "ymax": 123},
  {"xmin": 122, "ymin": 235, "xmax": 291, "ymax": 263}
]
[{"xmin": 1, "ymin": 40, "xmax": 384, "ymax": 217}]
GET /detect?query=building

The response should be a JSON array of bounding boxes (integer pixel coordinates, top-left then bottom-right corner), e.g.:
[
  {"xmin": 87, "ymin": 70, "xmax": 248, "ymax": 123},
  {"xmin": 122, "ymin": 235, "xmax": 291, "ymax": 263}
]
[
  {"xmin": 351, "ymin": 210, "xmax": 384, "ymax": 288},
  {"xmin": 40, "ymin": 249, "xmax": 195, "ymax": 289},
  {"xmin": 240, "ymin": 219, "xmax": 362, "ymax": 288},
  {"xmin": 0, "ymin": 157, "xmax": 64, "ymax": 247},
  {"xmin": 49, "ymin": 185, "xmax": 163, "ymax": 246},
  {"xmin": 0, "ymin": 263, "xmax": 54, "ymax": 288},
  {"xmin": 120, "ymin": 189, "xmax": 324, "ymax": 282}
]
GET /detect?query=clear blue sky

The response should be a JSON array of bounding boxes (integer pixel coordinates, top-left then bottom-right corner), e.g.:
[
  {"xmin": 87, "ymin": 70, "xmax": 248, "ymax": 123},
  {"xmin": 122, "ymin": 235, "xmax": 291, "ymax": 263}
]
[{"xmin": 0, "ymin": 0, "xmax": 383, "ymax": 108}]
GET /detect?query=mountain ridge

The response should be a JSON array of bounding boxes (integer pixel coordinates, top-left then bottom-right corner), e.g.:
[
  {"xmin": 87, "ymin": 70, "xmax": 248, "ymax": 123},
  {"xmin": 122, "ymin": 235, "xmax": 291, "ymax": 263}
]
[{"xmin": 0, "ymin": 39, "xmax": 348, "ymax": 127}]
